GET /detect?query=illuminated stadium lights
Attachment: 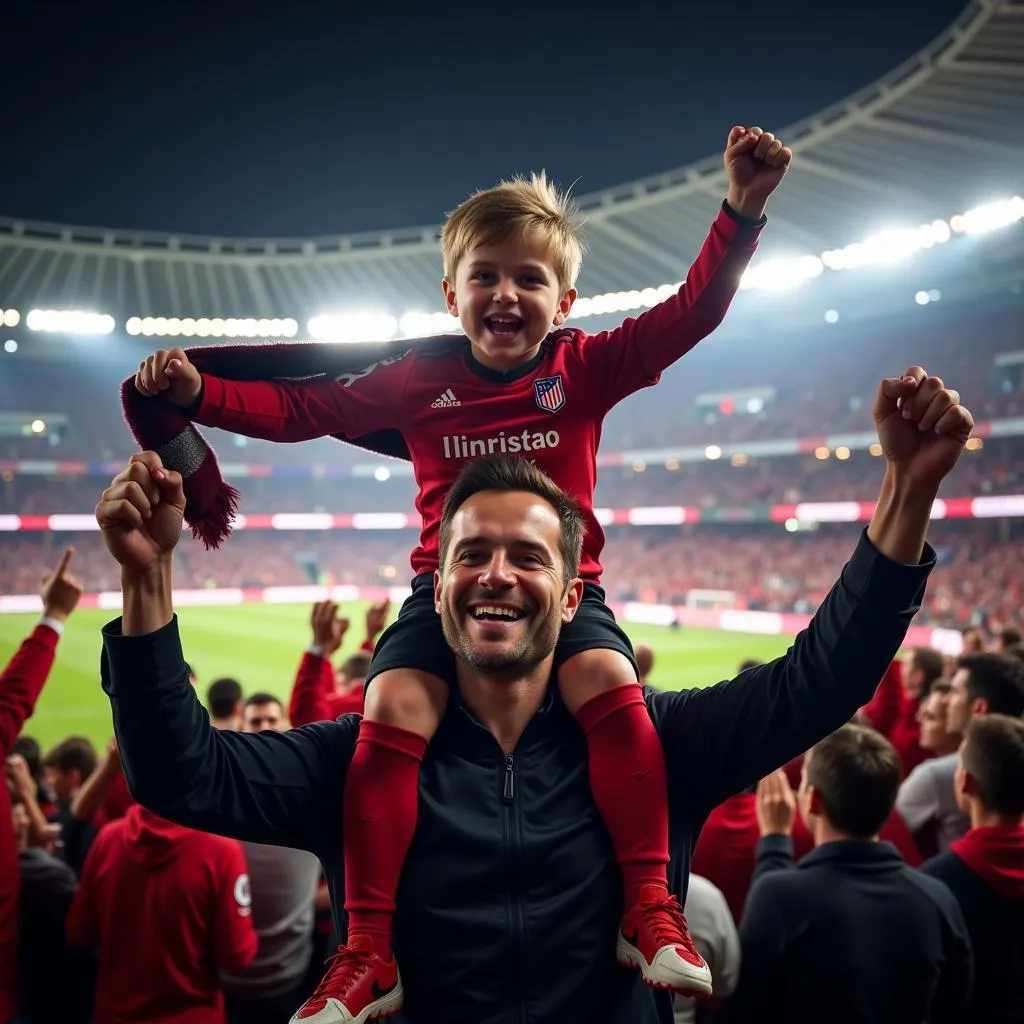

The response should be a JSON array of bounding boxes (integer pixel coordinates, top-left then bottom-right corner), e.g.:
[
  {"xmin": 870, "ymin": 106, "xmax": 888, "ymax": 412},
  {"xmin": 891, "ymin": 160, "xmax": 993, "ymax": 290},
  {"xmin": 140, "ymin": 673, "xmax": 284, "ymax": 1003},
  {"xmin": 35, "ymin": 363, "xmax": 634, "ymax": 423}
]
[
  {"xmin": 373, "ymin": 466, "xmax": 391, "ymax": 482},
  {"xmin": 814, "ymin": 446, "xmax": 830, "ymax": 460},
  {"xmin": 824, "ymin": 309, "xmax": 839, "ymax": 324},
  {"xmin": 26, "ymin": 309, "xmax": 115, "ymax": 335},
  {"xmin": 835, "ymin": 446, "xmax": 851, "ymax": 460},
  {"xmin": 965, "ymin": 437, "xmax": 984, "ymax": 451},
  {"xmin": 571, "ymin": 284, "xmax": 677, "ymax": 319},
  {"xmin": 3, "ymin": 340, "xmax": 16, "ymax": 353},
  {"xmin": 704, "ymin": 445, "xmax": 723, "ymax": 461},
  {"xmin": 30, "ymin": 419, "xmax": 45, "ymax": 434},
  {"xmin": 730, "ymin": 453, "xmax": 748, "ymax": 467},
  {"xmin": 738, "ymin": 255, "xmax": 823, "ymax": 291},
  {"xmin": 869, "ymin": 443, "xmax": 884, "ymax": 456},
  {"xmin": 950, "ymin": 197, "xmax": 1024, "ymax": 235},
  {"xmin": 0, "ymin": 308, "xmax": 20, "ymax": 327},
  {"xmin": 125, "ymin": 316, "xmax": 299, "ymax": 339},
  {"xmin": 308, "ymin": 313, "xmax": 399, "ymax": 343},
  {"xmin": 398, "ymin": 311, "xmax": 462, "ymax": 337},
  {"xmin": 665, "ymin": 458, "xmax": 680, "ymax": 471}
]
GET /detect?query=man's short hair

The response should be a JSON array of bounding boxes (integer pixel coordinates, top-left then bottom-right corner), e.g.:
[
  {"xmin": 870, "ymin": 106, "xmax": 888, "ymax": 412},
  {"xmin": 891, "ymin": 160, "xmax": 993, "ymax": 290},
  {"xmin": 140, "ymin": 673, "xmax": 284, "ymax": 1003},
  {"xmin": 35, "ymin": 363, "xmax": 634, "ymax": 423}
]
[
  {"xmin": 340, "ymin": 652, "xmax": 372, "ymax": 682},
  {"xmin": 958, "ymin": 652, "xmax": 1024, "ymax": 717},
  {"xmin": 441, "ymin": 172, "xmax": 585, "ymax": 293},
  {"xmin": 11, "ymin": 735, "xmax": 43, "ymax": 781},
  {"xmin": 928, "ymin": 679, "xmax": 952, "ymax": 698},
  {"xmin": 207, "ymin": 677, "xmax": 243, "ymax": 719},
  {"xmin": 961, "ymin": 714, "xmax": 1024, "ymax": 815},
  {"xmin": 999, "ymin": 624, "xmax": 1023, "ymax": 648},
  {"xmin": 43, "ymin": 736, "xmax": 98, "ymax": 780},
  {"xmin": 738, "ymin": 658, "xmax": 764, "ymax": 673},
  {"xmin": 1003, "ymin": 642, "xmax": 1024, "ymax": 665},
  {"xmin": 439, "ymin": 456, "xmax": 584, "ymax": 582},
  {"xmin": 806, "ymin": 725, "xmax": 901, "ymax": 839},
  {"xmin": 909, "ymin": 647, "xmax": 945, "ymax": 692},
  {"xmin": 244, "ymin": 692, "xmax": 283, "ymax": 711}
]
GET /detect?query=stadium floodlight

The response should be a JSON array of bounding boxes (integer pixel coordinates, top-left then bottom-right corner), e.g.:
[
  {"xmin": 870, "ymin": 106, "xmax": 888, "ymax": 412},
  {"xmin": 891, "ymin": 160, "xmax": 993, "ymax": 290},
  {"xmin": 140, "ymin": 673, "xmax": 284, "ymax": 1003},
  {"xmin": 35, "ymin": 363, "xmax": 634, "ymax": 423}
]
[
  {"xmin": 30, "ymin": 419, "xmax": 45, "ymax": 433},
  {"xmin": 308, "ymin": 313, "xmax": 399, "ymax": 343},
  {"xmin": 398, "ymin": 311, "xmax": 462, "ymax": 337},
  {"xmin": 824, "ymin": 309, "xmax": 839, "ymax": 323},
  {"xmin": 125, "ymin": 315, "xmax": 298, "ymax": 339},
  {"xmin": 373, "ymin": 466, "xmax": 391, "ymax": 482},
  {"xmin": 26, "ymin": 309, "xmax": 115, "ymax": 335},
  {"xmin": 739, "ymin": 255, "xmax": 823, "ymax": 291},
  {"xmin": 3, "ymin": 340, "xmax": 16, "ymax": 353},
  {"xmin": 0, "ymin": 309, "xmax": 19, "ymax": 327},
  {"xmin": 704, "ymin": 445, "xmax": 722, "ymax": 461},
  {"xmin": 950, "ymin": 197, "xmax": 1024, "ymax": 236}
]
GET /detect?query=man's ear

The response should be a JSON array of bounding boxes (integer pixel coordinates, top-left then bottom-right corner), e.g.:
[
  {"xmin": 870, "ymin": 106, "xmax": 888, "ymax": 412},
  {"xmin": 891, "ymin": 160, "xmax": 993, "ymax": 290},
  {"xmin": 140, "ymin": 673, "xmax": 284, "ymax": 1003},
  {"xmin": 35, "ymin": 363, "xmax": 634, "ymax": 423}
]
[
  {"xmin": 561, "ymin": 577, "xmax": 584, "ymax": 624},
  {"xmin": 434, "ymin": 569, "xmax": 443, "ymax": 614}
]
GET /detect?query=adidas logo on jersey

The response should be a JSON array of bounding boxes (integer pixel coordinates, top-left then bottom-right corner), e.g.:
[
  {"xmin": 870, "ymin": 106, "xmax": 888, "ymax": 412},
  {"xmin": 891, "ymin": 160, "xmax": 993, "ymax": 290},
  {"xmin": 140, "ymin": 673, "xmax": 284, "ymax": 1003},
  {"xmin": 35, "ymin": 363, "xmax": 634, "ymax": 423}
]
[{"xmin": 431, "ymin": 388, "xmax": 462, "ymax": 408}]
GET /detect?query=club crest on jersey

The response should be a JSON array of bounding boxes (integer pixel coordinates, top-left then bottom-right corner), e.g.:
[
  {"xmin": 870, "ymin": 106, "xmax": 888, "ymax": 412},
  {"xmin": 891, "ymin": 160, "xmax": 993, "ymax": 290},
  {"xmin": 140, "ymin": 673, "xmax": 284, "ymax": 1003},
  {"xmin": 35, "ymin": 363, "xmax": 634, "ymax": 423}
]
[{"xmin": 534, "ymin": 375, "xmax": 565, "ymax": 414}]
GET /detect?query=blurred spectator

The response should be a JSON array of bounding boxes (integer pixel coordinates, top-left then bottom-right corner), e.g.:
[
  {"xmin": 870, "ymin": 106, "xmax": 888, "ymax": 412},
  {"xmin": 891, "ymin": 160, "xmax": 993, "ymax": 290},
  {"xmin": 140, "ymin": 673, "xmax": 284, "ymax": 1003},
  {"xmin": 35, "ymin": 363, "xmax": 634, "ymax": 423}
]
[
  {"xmin": 921, "ymin": 715, "xmax": 1024, "ymax": 1024},
  {"xmin": 897, "ymin": 652, "xmax": 1024, "ymax": 857},
  {"xmin": 635, "ymin": 644, "xmax": 655, "ymax": 686},
  {"xmin": 221, "ymin": 689, "xmax": 320, "ymax": 1024},
  {"xmin": 672, "ymin": 874, "xmax": 739, "ymax": 1024},
  {"xmin": 0, "ymin": 546, "xmax": 81, "ymax": 1024},
  {"xmin": 8, "ymin": 754, "xmax": 94, "ymax": 1023},
  {"xmin": 43, "ymin": 735, "xmax": 99, "ymax": 875},
  {"xmin": 916, "ymin": 682, "xmax": 961, "ymax": 760},
  {"xmin": 994, "ymin": 623, "xmax": 1022, "ymax": 652},
  {"xmin": 242, "ymin": 694, "xmax": 286, "ymax": 732},
  {"xmin": 730, "ymin": 729, "xmax": 972, "ymax": 1023},
  {"xmin": 207, "ymin": 678, "xmax": 244, "ymax": 731},
  {"xmin": 888, "ymin": 647, "xmax": 945, "ymax": 778},
  {"xmin": 66, "ymin": 804, "xmax": 258, "ymax": 1023}
]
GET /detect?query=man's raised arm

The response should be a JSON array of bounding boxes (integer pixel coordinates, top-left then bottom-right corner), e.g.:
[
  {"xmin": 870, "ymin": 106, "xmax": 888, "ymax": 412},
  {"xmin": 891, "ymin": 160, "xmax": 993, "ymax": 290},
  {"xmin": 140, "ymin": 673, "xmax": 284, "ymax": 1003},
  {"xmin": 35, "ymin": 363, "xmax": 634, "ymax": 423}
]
[
  {"xmin": 650, "ymin": 367, "xmax": 974, "ymax": 816},
  {"xmin": 96, "ymin": 452, "xmax": 355, "ymax": 855}
]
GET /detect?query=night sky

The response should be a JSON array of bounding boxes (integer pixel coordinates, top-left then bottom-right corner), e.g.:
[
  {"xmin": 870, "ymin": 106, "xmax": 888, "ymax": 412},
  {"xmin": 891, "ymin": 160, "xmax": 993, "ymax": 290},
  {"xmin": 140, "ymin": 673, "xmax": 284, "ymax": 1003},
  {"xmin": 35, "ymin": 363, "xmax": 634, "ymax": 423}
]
[{"xmin": 1, "ymin": 0, "xmax": 966, "ymax": 237}]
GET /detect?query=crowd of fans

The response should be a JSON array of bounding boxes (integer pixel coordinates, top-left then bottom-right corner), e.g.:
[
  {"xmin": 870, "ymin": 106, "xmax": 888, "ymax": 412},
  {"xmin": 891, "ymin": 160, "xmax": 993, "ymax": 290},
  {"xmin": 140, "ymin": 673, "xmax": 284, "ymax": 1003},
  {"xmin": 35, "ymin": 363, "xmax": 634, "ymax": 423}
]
[
  {"xmin": 3, "ymin": 300, "xmax": 1023, "ymax": 467},
  {"xmin": 3, "ymin": 520, "xmax": 1023, "ymax": 629},
  {"xmin": 5, "ymin": 548, "xmax": 1023, "ymax": 1023}
]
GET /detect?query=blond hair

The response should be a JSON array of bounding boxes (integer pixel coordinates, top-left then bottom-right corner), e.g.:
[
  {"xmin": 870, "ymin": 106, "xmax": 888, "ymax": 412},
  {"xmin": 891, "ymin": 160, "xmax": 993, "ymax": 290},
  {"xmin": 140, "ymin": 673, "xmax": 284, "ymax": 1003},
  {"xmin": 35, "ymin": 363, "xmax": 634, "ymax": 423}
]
[{"xmin": 441, "ymin": 172, "xmax": 585, "ymax": 294}]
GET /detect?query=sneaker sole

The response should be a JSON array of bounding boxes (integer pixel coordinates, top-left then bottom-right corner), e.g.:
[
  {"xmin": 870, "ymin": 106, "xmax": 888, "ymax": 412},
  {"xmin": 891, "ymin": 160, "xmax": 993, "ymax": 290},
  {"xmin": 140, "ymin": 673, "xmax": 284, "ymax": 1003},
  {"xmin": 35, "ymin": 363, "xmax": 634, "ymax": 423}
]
[
  {"xmin": 290, "ymin": 983, "xmax": 404, "ymax": 1024},
  {"xmin": 615, "ymin": 934, "xmax": 714, "ymax": 998}
]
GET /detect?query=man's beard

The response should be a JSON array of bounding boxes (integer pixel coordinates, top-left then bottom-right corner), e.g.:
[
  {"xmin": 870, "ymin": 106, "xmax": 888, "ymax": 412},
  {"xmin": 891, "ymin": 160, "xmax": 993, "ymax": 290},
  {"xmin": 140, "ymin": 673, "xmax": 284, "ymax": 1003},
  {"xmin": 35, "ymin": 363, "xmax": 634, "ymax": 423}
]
[{"xmin": 441, "ymin": 604, "xmax": 561, "ymax": 676}]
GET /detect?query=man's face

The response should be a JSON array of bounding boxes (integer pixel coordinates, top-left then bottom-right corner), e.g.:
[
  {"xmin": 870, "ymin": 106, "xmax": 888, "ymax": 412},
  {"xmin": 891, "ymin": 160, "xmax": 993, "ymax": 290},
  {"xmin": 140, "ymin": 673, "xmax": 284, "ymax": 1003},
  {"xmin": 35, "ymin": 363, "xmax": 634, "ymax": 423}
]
[
  {"xmin": 946, "ymin": 668, "xmax": 974, "ymax": 737},
  {"xmin": 442, "ymin": 233, "xmax": 576, "ymax": 373},
  {"xmin": 903, "ymin": 654, "xmax": 924, "ymax": 699},
  {"xmin": 962, "ymin": 629, "xmax": 985, "ymax": 654},
  {"xmin": 917, "ymin": 691, "xmax": 950, "ymax": 751},
  {"xmin": 44, "ymin": 767, "xmax": 78, "ymax": 803},
  {"xmin": 243, "ymin": 701, "xmax": 285, "ymax": 733},
  {"xmin": 435, "ymin": 490, "xmax": 581, "ymax": 675}
]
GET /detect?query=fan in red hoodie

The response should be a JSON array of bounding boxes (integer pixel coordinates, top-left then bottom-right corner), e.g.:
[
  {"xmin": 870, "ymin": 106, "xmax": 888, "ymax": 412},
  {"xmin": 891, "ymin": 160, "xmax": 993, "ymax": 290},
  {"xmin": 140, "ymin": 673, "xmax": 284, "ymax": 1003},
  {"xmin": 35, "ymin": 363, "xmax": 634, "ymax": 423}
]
[
  {"xmin": 0, "ymin": 547, "xmax": 81, "ymax": 1024},
  {"xmin": 288, "ymin": 599, "xmax": 387, "ymax": 726},
  {"xmin": 66, "ymin": 803, "xmax": 258, "ymax": 1024},
  {"xmin": 693, "ymin": 780, "xmax": 922, "ymax": 924},
  {"xmin": 922, "ymin": 714, "xmax": 1024, "ymax": 1024}
]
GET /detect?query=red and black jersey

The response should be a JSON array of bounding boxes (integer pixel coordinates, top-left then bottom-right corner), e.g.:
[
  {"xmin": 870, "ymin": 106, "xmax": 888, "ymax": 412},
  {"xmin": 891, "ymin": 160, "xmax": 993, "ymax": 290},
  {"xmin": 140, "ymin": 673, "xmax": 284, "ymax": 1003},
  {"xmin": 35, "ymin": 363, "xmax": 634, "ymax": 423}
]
[{"xmin": 194, "ymin": 205, "xmax": 762, "ymax": 582}]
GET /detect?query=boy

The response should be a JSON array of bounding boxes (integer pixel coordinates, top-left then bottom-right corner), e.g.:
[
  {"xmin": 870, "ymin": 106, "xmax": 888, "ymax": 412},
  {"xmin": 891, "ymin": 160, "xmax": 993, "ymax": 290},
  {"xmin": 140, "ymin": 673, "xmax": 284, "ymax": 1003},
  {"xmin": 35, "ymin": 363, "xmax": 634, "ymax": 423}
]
[{"xmin": 133, "ymin": 124, "xmax": 791, "ymax": 1024}]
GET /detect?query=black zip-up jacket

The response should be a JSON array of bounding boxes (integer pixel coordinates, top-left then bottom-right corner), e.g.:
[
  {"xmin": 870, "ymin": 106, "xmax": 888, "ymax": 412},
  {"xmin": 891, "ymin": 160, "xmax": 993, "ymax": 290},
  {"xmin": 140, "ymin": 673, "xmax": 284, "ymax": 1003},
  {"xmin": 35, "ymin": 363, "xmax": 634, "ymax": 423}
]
[{"xmin": 100, "ymin": 530, "xmax": 934, "ymax": 1024}]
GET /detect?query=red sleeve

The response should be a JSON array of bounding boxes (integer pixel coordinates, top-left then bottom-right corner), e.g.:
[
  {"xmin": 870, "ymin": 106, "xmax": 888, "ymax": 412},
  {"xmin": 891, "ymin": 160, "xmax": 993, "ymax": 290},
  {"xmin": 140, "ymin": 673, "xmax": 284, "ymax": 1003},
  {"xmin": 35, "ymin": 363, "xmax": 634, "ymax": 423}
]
[
  {"xmin": 0, "ymin": 624, "xmax": 58, "ymax": 756},
  {"xmin": 65, "ymin": 829, "xmax": 103, "ymax": 950},
  {"xmin": 288, "ymin": 652, "xmax": 336, "ymax": 727},
  {"xmin": 581, "ymin": 204, "xmax": 762, "ymax": 409},
  {"xmin": 879, "ymin": 810, "xmax": 923, "ymax": 867},
  {"xmin": 860, "ymin": 660, "xmax": 903, "ymax": 737},
  {"xmin": 192, "ymin": 349, "xmax": 414, "ymax": 441},
  {"xmin": 212, "ymin": 839, "xmax": 258, "ymax": 974}
]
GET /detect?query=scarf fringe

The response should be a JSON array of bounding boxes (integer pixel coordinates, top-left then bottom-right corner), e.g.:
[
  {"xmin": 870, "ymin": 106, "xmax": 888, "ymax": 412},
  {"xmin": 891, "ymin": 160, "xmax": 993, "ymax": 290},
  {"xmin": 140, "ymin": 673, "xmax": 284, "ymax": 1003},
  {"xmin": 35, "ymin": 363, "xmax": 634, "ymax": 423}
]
[{"xmin": 188, "ymin": 481, "xmax": 241, "ymax": 550}]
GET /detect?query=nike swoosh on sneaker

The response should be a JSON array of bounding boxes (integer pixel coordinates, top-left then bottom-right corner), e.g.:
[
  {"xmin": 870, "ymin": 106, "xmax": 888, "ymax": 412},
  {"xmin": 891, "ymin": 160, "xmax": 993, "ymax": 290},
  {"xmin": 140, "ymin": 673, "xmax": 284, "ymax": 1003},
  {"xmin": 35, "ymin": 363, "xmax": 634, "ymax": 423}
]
[{"xmin": 371, "ymin": 978, "xmax": 398, "ymax": 999}]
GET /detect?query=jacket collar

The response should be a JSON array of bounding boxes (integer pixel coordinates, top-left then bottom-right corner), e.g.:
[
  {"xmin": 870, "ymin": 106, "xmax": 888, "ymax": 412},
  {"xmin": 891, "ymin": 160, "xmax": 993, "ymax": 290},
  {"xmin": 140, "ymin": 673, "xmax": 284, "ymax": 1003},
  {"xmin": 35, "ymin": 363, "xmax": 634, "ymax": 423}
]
[{"xmin": 799, "ymin": 839, "xmax": 904, "ymax": 869}]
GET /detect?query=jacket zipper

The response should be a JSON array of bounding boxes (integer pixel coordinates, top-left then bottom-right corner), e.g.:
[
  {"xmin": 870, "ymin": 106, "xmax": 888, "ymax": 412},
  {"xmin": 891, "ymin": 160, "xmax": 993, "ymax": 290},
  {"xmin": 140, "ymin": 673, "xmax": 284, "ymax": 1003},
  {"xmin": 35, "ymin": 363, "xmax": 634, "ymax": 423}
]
[{"xmin": 503, "ymin": 753, "xmax": 527, "ymax": 1024}]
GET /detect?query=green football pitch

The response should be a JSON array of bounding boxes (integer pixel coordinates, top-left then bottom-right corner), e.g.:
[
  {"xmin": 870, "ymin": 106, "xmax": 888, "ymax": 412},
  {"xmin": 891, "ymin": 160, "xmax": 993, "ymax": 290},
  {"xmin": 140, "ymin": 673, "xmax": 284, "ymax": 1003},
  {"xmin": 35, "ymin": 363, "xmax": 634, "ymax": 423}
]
[{"xmin": 0, "ymin": 603, "xmax": 794, "ymax": 753}]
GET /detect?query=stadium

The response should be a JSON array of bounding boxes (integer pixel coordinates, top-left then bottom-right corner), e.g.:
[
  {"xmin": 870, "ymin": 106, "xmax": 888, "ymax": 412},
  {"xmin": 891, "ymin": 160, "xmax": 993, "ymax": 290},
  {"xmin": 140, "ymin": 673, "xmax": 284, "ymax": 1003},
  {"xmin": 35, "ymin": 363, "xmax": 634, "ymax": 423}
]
[{"xmin": 2, "ymin": 1, "xmax": 1024, "ymax": 1022}]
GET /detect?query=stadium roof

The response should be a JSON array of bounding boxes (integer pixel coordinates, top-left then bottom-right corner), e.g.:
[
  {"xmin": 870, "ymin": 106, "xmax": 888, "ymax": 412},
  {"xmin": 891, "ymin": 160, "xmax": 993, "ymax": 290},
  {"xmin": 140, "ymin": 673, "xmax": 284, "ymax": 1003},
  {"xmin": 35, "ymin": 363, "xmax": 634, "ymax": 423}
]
[{"xmin": 0, "ymin": 0, "xmax": 1022, "ymax": 320}]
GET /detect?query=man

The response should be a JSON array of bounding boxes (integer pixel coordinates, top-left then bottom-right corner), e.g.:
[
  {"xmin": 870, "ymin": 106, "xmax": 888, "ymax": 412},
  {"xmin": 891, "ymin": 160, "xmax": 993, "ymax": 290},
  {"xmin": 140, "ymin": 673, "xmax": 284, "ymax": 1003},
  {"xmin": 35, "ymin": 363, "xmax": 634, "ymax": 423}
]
[
  {"xmin": 994, "ymin": 624, "xmax": 1022, "ymax": 652},
  {"xmin": 208, "ymin": 678, "xmax": 244, "ymax": 730},
  {"xmin": 921, "ymin": 714, "xmax": 1024, "ymax": 1024},
  {"xmin": 43, "ymin": 735, "xmax": 99, "ymax": 872},
  {"xmin": 896, "ymin": 651, "xmax": 1024, "ymax": 856},
  {"xmin": 97, "ymin": 368, "xmax": 970, "ymax": 1024},
  {"xmin": 890, "ymin": 646, "xmax": 945, "ymax": 776},
  {"xmin": 732, "ymin": 729, "xmax": 972, "ymax": 1023},
  {"xmin": 1, "ymin": 546, "xmax": 82, "ymax": 1024},
  {"xmin": 221, "ymin": 694, "xmax": 321, "ymax": 1024},
  {"xmin": 242, "ymin": 693, "xmax": 287, "ymax": 732},
  {"xmin": 916, "ymin": 681, "xmax": 960, "ymax": 760}
]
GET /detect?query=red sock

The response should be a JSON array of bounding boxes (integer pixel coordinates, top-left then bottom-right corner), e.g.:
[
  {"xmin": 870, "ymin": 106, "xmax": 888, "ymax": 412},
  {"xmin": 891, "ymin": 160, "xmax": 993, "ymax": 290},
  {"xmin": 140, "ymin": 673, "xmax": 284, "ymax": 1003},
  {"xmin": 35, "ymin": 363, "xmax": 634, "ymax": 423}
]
[
  {"xmin": 574, "ymin": 684, "xmax": 670, "ymax": 909},
  {"xmin": 343, "ymin": 719, "xmax": 427, "ymax": 959}
]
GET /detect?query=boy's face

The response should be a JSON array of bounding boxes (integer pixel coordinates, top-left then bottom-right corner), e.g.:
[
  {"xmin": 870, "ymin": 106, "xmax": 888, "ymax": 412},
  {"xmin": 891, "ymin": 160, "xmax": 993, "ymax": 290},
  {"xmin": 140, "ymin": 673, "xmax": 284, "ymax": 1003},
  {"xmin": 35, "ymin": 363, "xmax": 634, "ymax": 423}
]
[{"xmin": 442, "ymin": 232, "xmax": 576, "ymax": 372}]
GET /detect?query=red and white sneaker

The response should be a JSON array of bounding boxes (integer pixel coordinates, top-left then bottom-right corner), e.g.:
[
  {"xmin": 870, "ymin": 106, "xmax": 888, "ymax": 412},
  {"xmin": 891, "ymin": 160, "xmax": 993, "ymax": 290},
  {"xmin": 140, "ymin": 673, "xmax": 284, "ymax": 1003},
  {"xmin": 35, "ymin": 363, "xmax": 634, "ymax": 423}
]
[
  {"xmin": 616, "ymin": 884, "xmax": 713, "ymax": 998},
  {"xmin": 289, "ymin": 935, "xmax": 403, "ymax": 1024}
]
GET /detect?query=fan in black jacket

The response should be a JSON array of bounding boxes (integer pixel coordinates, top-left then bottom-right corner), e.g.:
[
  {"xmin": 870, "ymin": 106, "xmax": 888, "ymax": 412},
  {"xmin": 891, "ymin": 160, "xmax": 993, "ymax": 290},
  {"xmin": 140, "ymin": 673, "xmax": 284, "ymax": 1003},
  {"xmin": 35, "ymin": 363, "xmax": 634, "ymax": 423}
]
[{"xmin": 95, "ymin": 367, "xmax": 972, "ymax": 1024}]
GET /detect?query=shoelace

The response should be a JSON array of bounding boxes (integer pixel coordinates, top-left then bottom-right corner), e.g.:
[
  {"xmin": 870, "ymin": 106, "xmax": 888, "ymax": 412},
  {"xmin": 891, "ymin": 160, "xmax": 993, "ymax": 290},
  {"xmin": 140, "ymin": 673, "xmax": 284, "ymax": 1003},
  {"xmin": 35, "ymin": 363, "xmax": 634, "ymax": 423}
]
[
  {"xmin": 306, "ymin": 944, "xmax": 378, "ymax": 1006},
  {"xmin": 640, "ymin": 894, "xmax": 700, "ymax": 957}
]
